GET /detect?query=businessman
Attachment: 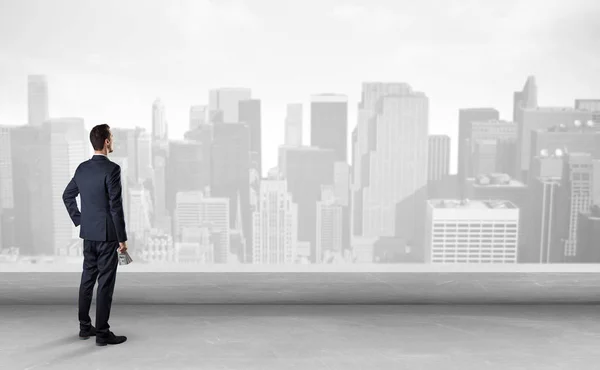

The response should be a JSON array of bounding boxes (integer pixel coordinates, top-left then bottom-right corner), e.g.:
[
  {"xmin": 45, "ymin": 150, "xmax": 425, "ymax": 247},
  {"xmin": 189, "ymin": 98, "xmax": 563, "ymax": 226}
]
[{"xmin": 62, "ymin": 123, "xmax": 128, "ymax": 346}]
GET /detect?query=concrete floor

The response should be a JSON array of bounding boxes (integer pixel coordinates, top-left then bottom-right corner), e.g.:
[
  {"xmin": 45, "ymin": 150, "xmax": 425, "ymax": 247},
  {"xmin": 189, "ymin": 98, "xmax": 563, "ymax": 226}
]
[{"xmin": 3, "ymin": 304, "xmax": 600, "ymax": 370}]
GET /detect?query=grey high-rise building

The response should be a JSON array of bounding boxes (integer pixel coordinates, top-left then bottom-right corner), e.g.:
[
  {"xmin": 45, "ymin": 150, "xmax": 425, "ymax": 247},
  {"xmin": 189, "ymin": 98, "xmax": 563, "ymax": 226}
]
[
  {"xmin": 285, "ymin": 103, "xmax": 303, "ymax": 147},
  {"xmin": 530, "ymin": 124, "xmax": 600, "ymax": 169},
  {"xmin": 316, "ymin": 185, "xmax": 343, "ymax": 264},
  {"xmin": 10, "ymin": 126, "xmax": 50, "ymax": 255},
  {"xmin": 361, "ymin": 85, "xmax": 429, "ymax": 250},
  {"xmin": 428, "ymin": 135, "xmax": 450, "ymax": 182},
  {"xmin": 278, "ymin": 146, "xmax": 336, "ymax": 262},
  {"xmin": 209, "ymin": 88, "xmax": 252, "ymax": 124},
  {"xmin": 351, "ymin": 83, "xmax": 412, "ymax": 238},
  {"xmin": 457, "ymin": 109, "xmax": 501, "ymax": 183},
  {"xmin": 152, "ymin": 98, "xmax": 167, "ymax": 141},
  {"xmin": 525, "ymin": 154, "xmax": 563, "ymax": 263},
  {"xmin": 575, "ymin": 99, "xmax": 600, "ymax": 124},
  {"xmin": 577, "ymin": 205, "xmax": 600, "ymax": 263},
  {"xmin": 211, "ymin": 122, "xmax": 252, "ymax": 261},
  {"xmin": 166, "ymin": 140, "xmax": 211, "ymax": 213},
  {"xmin": 239, "ymin": 99, "xmax": 262, "ymax": 175},
  {"xmin": 27, "ymin": 75, "xmax": 49, "ymax": 127},
  {"xmin": 513, "ymin": 76, "xmax": 538, "ymax": 124},
  {"xmin": 189, "ymin": 105, "xmax": 208, "ymax": 131},
  {"xmin": 556, "ymin": 154, "xmax": 600, "ymax": 261},
  {"xmin": 310, "ymin": 94, "xmax": 348, "ymax": 162},
  {"xmin": 517, "ymin": 107, "xmax": 594, "ymax": 181}
]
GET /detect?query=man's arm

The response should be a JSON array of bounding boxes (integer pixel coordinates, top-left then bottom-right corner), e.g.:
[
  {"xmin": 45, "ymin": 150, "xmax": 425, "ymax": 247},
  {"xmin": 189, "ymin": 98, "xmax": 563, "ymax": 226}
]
[
  {"xmin": 107, "ymin": 165, "xmax": 128, "ymax": 242},
  {"xmin": 62, "ymin": 177, "xmax": 81, "ymax": 227}
]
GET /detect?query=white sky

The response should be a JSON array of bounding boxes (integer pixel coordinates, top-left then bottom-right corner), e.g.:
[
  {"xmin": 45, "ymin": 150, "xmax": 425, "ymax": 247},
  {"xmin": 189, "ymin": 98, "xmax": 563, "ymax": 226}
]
[{"xmin": 0, "ymin": 0, "xmax": 599, "ymax": 173}]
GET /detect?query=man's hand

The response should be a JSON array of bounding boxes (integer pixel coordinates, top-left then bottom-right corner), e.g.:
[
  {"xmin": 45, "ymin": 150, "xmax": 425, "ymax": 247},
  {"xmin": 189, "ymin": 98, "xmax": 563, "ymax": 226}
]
[{"xmin": 118, "ymin": 242, "xmax": 127, "ymax": 253}]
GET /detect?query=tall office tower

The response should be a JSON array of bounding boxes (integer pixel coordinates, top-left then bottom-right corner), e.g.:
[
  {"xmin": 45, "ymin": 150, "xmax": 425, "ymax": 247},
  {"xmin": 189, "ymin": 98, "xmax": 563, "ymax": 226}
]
[
  {"xmin": 11, "ymin": 126, "xmax": 50, "ymax": 255},
  {"xmin": 575, "ymin": 99, "xmax": 600, "ymax": 123},
  {"xmin": 285, "ymin": 103, "xmax": 303, "ymax": 147},
  {"xmin": 128, "ymin": 184, "xmax": 153, "ymax": 239},
  {"xmin": 333, "ymin": 162, "xmax": 351, "ymax": 251},
  {"xmin": 45, "ymin": 118, "xmax": 87, "ymax": 256},
  {"xmin": 136, "ymin": 129, "xmax": 153, "ymax": 183},
  {"xmin": 556, "ymin": 154, "xmax": 599, "ymax": 261},
  {"xmin": 152, "ymin": 98, "xmax": 167, "ymax": 141},
  {"xmin": 517, "ymin": 108, "xmax": 594, "ymax": 181},
  {"xmin": 278, "ymin": 146, "xmax": 336, "ymax": 262},
  {"xmin": 0, "ymin": 126, "xmax": 14, "ymax": 210},
  {"xmin": 111, "ymin": 127, "xmax": 153, "ymax": 184},
  {"xmin": 0, "ymin": 126, "xmax": 14, "ymax": 250},
  {"xmin": 577, "ymin": 205, "xmax": 600, "ymax": 263},
  {"xmin": 428, "ymin": 135, "xmax": 450, "ymax": 182},
  {"xmin": 362, "ymin": 85, "xmax": 429, "ymax": 250},
  {"xmin": 472, "ymin": 140, "xmax": 497, "ymax": 176},
  {"xmin": 525, "ymin": 154, "xmax": 563, "ymax": 263},
  {"xmin": 464, "ymin": 173, "xmax": 528, "ymax": 259},
  {"xmin": 310, "ymin": 94, "xmax": 348, "ymax": 162},
  {"xmin": 351, "ymin": 83, "xmax": 413, "ymax": 238},
  {"xmin": 174, "ymin": 191, "xmax": 230, "ymax": 263},
  {"xmin": 530, "ymin": 123, "xmax": 600, "ymax": 169},
  {"xmin": 211, "ymin": 123, "xmax": 252, "ymax": 261},
  {"xmin": 239, "ymin": 99, "xmax": 262, "ymax": 175},
  {"xmin": 209, "ymin": 88, "xmax": 252, "ymax": 123},
  {"xmin": 457, "ymin": 109, "xmax": 500, "ymax": 183},
  {"xmin": 28, "ymin": 75, "xmax": 49, "ymax": 127},
  {"xmin": 513, "ymin": 76, "xmax": 538, "ymax": 123},
  {"xmin": 189, "ymin": 105, "xmax": 208, "ymax": 131},
  {"xmin": 459, "ymin": 118, "xmax": 515, "ymax": 185},
  {"xmin": 252, "ymin": 178, "xmax": 298, "ymax": 264},
  {"xmin": 316, "ymin": 185, "xmax": 343, "ymax": 264},
  {"xmin": 424, "ymin": 199, "xmax": 519, "ymax": 264},
  {"xmin": 166, "ymin": 140, "xmax": 211, "ymax": 213},
  {"xmin": 496, "ymin": 138, "xmax": 519, "ymax": 178}
]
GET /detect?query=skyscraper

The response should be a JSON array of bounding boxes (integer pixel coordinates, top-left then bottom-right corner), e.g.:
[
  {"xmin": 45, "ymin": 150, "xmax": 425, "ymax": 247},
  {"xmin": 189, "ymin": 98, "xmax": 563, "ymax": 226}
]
[
  {"xmin": 513, "ymin": 76, "xmax": 538, "ymax": 124},
  {"xmin": 252, "ymin": 177, "xmax": 298, "ymax": 264},
  {"xmin": 0, "ymin": 126, "xmax": 14, "ymax": 210},
  {"xmin": 362, "ymin": 85, "xmax": 429, "ymax": 249},
  {"xmin": 428, "ymin": 135, "xmax": 450, "ymax": 182},
  {"xmin": 189, "ymin": 105, "xmax": 208, "ymax": 131},
  {"xmin": 45, "ymin": 118, "xmax": 87, "ymax": 255},
  {"xmin": 575, "ymin": 99, "xmax": 600, "ymax": 124},
  {"xmin": 152, "ymin": 98, "xmax": 167, "ymax": 141},
  {"xmin": 526, "ymin": 154, "xmax": 563, "ymax": 263},
  {"xmin": 209, "ymin": 88, "xmax": 252, "ymax": 123},
  {"xmin": 278, "ymin": 146, "xmax": 336, "ymax": 262},
  {"xmin": 239, "ymin": 99, "xmax": 262, "ymax": 175},
  {"xmin": 174, "ymin": 191, "xmax": 230, "ymax": 263},
  {"xmin": 310, "ymin": 94, "xmax": 348, "ymax": 162},
  {"xmin": 530, "ymin": 124, "xmax": 600, "ymax": 170},
  {"xmin": 128, "ymin": 184, "xmax": 153, "ymax": 239},
  {"xmin": 517, "ymin": 107, "xmax": 593, "ymax": 181},
  {"xmin": 351, "ymin": 83, "xmax": 411, "ymax": 238},
  {"xmin": 316, "ymin": 185, "xmax": 343, "ymax": 264},
  {"xmin": 211, "ymin": 122, "xmax": 252, "ymax": 260},
  {"xmin": 28, "ymin": 75, "xmax": 49, "ymax": 127},
  {"xmin": 166, "ymin": 140, "xmax": 211, "ymax": 213},
  {"xmin": 556, "ymin": 154, "xmax": 599, "ymax": 261},
  {"xmin": 425, "ymin": 199, "xmax": 519, "ymax": 264},
  {"xmin": 11, "ymin": 126, "xmax": 50, "ymax": 255},
  {"xmin": 285, "ymin": 103, "xmax": 303, "ymax": 147},
  {"xmin": 457, "ymin": 108, "xmax": 500, "ymax": 184}
]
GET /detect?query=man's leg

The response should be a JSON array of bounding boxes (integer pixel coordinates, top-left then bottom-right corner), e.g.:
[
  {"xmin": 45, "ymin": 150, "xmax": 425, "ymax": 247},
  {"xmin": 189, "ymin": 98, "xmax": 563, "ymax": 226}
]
[
  {"xmin": 79, "ymin": 240, "xmax": 99, "ymax": 331},
  {"xmin": 95, "ymin": 241, "xmax": 119, "ymax": 337}
]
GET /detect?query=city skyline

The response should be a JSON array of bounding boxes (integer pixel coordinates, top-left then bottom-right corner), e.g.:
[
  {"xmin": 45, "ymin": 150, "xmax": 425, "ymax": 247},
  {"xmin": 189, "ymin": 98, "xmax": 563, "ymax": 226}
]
[{"xmin": 1, "ymin": 0, "xmax": 599, "ymax": 173}]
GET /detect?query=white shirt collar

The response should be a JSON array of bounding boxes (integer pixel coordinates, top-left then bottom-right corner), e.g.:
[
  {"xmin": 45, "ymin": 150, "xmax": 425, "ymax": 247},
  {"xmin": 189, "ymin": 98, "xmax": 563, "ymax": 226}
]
[{"xmin": 93, "ymin": 153, "xmax": 108, "ymax": 158}]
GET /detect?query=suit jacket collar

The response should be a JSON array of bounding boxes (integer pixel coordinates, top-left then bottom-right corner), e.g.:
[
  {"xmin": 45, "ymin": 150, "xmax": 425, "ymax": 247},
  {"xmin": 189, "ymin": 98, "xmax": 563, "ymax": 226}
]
[{"xmin": 91, "ymin": 154, "xmax": 109, "ymax": 161}]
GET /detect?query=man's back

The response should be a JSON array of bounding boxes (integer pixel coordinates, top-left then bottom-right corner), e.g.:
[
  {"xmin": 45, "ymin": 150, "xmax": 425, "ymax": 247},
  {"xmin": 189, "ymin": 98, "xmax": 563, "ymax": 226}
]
[{"xmin": 63, "ymin": 155, "xmax": 127, "ymax": 243}]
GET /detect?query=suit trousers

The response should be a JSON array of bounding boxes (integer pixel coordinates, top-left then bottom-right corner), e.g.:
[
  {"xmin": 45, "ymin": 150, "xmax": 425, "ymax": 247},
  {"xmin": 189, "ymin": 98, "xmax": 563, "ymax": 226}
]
[{"xmin": 78, "ymin": 240, "xmax": 119, "ymax": 336}]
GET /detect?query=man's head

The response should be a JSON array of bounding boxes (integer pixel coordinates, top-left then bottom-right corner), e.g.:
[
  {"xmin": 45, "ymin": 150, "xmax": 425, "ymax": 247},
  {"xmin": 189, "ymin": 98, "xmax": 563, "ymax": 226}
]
[{"xmin": 89, "ymin": 124, "xmax": 113, "ymax": 154}]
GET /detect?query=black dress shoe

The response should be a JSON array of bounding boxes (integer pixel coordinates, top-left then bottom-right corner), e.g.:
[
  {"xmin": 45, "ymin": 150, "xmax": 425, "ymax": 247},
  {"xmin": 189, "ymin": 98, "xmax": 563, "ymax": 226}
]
[
  {"xmin": 96, "ymin": 331, "xmax": 127, "ymax": 346},
  {"xmin": 79, "ymin": 326, "xmax": 97, "ymax": 340}
]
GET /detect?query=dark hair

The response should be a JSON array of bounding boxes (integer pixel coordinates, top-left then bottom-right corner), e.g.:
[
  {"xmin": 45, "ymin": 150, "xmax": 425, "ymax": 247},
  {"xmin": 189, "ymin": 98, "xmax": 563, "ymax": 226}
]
[{"xmin": 90, "ymin": 124, "xmax": 111, "ymax": 151}]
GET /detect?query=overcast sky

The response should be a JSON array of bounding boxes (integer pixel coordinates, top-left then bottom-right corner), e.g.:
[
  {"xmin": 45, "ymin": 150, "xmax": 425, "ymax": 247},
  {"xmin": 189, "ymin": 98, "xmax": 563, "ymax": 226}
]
[{"xmin": 0, "ymin": 0, "xmax": 599, "ymax": 173}]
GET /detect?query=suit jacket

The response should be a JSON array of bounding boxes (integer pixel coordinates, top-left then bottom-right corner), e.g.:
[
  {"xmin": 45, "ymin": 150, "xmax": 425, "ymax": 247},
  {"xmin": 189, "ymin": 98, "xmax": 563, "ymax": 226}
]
[{"xmin": 62, "ymin": 154, "xmax": 128, "ymax": 242}]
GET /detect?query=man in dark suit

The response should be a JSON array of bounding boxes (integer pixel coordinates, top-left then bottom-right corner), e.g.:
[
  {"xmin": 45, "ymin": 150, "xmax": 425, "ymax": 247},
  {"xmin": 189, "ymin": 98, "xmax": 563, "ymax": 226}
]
[{"xmin": 63, "ymin": 123, "xmax": 128, "ymax": 346}]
